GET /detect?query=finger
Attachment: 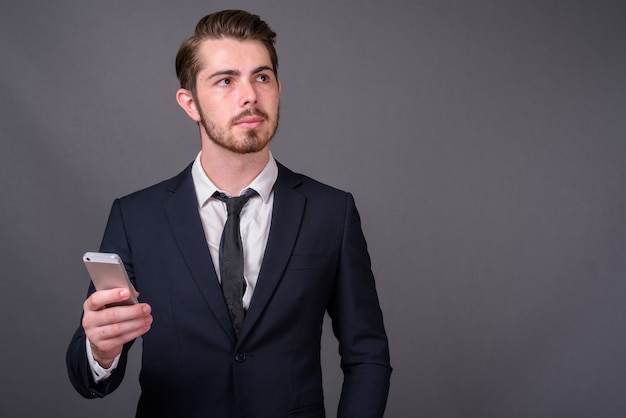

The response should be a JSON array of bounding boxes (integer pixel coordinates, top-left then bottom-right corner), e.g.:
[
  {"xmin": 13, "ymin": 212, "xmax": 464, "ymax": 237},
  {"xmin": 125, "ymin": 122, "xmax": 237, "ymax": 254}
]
[
  {"xmin": 83, "ymin": 303, "xmax": 151, "ymax": 330},
  {"xmin": 89, "ymin": 318, "xmax": 152, "ymax": 357},
  {"xmin": 84, "ymin": 288, "xmax": 135, "ymax": 311},
  {"xmin": 87, "ymin": 316, "xmax": 152, "ymax": 349},
  {"xmin": 86, "ymin": 312, "xmax": 153, "ymax": 346}
]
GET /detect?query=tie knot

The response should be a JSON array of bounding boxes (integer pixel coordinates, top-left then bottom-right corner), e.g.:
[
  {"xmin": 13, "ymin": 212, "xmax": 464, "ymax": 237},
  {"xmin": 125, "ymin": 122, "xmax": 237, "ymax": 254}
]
[{"xmin": 213, "ymin": 189, "xmax": 256, "ymax": 216}]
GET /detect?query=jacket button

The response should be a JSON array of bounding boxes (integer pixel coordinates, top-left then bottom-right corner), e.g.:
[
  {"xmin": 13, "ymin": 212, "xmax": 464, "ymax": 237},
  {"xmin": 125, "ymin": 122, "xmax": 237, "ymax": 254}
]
[{"xmin": 235, "ymin": 351, "xmax": 246, "ymax": 362}]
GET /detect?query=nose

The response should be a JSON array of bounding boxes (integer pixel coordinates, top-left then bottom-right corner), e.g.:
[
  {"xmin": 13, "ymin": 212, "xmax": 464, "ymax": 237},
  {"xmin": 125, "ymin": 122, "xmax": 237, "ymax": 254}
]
[{"xmin": 239, "ymin": 81, "xmax": 258, "ymax": 107}]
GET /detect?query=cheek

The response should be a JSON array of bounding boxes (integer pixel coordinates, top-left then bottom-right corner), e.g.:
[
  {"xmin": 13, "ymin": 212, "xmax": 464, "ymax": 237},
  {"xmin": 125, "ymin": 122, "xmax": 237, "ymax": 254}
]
[
  {"xmin": 199, "ymin": 98, "xmax": 232, "ymax": 122},
  {"xmin": 258, "ymin": 85, "xmax": 279, "ymax": 102},
  {"xmin": 263, "ymin": 94, "xmax": 280, "ymax": 114}
]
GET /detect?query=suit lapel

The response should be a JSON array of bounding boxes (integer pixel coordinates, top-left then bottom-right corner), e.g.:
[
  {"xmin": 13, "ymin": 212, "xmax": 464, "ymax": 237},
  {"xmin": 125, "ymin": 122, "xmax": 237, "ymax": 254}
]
[
  {"xmin": 163, "ymin": 165, "xmax": 236, "ymax": 343},
  {"xmin": 240, "ymin": 163, "xmax": 305, "ymax": 342}
]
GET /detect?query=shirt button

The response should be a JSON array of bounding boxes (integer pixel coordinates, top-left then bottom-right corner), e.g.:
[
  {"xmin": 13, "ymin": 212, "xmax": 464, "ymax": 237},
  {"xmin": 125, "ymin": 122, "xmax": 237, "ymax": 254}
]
[{"xmin": 235, "ymin": 351, "xmax": 246, "ymax": 362}]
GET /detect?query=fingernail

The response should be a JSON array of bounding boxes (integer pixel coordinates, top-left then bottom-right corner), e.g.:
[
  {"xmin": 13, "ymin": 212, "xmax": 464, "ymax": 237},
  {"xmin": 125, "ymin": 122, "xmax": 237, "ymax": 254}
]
[{"xmin": 120, "ymin": 289, "xmax": 129, "ymax": 298}]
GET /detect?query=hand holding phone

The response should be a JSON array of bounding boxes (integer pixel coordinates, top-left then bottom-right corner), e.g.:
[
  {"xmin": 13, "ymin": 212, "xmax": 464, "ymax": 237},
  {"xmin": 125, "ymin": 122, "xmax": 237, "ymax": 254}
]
[{"xmin": 81, "ymin": 252, "xmax": 151, "ymax": 368}]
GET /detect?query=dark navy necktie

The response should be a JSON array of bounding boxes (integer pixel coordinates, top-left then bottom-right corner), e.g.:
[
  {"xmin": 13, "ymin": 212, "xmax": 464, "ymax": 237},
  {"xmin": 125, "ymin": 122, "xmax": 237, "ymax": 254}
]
[{"xmin": 213, "ymin": 189, "xmax": 256, "ymax": 338}]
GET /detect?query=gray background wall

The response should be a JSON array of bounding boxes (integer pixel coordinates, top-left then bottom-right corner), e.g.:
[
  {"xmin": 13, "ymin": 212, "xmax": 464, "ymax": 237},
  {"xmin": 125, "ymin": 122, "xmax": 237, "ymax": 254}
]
[{"xmin": 1, "ymin": 1, "xmax": 625, "ymax": 417}]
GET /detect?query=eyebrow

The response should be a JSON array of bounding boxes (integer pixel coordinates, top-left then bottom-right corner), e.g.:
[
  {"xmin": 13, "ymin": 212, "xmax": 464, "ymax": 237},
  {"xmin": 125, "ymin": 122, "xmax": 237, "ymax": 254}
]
[
  {"xmin": 252, "ymin": 66, "xmax": 274, "ymax": 74},
  {"xmin": 207, "ymin": 66, "xmax": 274, "ymax": 80},
  {"xmin": 207, "ymin": 69, "xmax": 240, "ymax": 79}
]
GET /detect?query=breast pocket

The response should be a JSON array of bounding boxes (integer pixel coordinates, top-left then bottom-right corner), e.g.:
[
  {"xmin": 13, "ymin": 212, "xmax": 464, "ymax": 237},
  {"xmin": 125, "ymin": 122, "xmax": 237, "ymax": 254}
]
[{"xmin": 285, "ymin": 255, "xmax": 330, "ymax": 270}]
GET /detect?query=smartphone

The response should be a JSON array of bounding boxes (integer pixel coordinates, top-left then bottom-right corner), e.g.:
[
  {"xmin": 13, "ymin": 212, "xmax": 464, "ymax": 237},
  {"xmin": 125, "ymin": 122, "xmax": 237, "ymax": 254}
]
[{"xmin": 83, "ymin": 252, "xmax": 138, "ymax": 306}]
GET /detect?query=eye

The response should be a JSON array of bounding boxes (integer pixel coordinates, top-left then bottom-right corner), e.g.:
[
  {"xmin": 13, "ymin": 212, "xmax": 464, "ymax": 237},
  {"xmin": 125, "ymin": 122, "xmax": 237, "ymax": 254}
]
[
  {"xmin": 217, "ymin": 78, "xmax": 232, "ymax": 86},
  {"xmin": 257, "ymin": 74, "xmax": 269, "ymax": 83}
]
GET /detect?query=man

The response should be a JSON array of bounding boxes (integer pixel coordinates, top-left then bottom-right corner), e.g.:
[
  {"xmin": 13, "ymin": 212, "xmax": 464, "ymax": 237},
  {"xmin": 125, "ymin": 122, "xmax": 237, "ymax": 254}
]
[{"xmin": 67, "ymin": 10, "xmax": 391, "ymax": 418}]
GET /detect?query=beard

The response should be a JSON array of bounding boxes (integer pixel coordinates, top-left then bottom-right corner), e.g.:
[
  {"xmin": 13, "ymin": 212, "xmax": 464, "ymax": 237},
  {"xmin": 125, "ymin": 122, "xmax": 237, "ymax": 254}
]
[{"xmin": 198, "ymin": 104, "xmax": 279, "ymax": 154}]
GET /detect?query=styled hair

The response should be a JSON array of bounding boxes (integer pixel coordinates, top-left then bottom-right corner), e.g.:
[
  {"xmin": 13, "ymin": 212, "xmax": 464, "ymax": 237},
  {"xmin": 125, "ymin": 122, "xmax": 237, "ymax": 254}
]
[{"xmin": 175, "ymin": 10, "xmax": 278, "ymax": 94}]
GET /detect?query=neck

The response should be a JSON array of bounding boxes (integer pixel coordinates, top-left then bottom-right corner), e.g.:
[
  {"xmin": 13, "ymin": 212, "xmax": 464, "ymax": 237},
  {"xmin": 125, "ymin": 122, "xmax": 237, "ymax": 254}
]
[{"xmin": 200, "ymin": 141, "xmax": 270, "ymax": 196}]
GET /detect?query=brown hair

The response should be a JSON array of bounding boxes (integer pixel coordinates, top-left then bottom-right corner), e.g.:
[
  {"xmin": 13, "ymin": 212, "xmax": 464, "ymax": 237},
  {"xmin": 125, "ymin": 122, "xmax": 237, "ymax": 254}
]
[{"xmin": 175, "ymin": 10, "xmax": 278, "ymax": 95}]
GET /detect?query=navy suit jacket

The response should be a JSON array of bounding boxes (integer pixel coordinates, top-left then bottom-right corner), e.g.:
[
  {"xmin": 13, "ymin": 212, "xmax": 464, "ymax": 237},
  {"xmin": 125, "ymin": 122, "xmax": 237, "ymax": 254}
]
[{"xmin": 67, "ymin": 162, "xmax": 391, "ymax": 418}]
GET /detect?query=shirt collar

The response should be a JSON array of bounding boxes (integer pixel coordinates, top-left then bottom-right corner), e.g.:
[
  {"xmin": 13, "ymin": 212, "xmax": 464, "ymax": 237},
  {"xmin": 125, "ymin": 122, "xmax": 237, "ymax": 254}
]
[{"xmin": 191, "ymin": 152, "xmax": 278, "ymax": 208}]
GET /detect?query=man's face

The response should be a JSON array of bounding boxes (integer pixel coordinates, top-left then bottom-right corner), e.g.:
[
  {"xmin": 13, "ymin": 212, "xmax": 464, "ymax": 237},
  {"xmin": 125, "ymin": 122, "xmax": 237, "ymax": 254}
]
[{"xmin": 191, "ymin": 38, "xmax": 281, "ymax": 154}]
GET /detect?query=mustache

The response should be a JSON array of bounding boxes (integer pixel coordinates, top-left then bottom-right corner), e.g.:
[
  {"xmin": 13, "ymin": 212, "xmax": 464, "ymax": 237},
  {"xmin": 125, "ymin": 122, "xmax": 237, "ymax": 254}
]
[{"xmin": 230, "ymin": 108, "xmax": 270, "ymax": 125}]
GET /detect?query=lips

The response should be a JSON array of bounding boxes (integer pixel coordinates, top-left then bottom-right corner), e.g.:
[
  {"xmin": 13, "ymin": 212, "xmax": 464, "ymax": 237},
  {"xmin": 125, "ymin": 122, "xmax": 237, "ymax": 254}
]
[
  {"xmin": 233, "ymin": 114, "xmax": 266, "ymax": 129},
  {"xmin": 235, "ymin": 116, "xmax": 264, "ymax": 125}
]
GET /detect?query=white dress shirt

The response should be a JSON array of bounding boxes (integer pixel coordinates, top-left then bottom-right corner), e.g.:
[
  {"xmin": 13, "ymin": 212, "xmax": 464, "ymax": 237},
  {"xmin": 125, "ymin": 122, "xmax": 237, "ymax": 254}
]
[
  {"xmin": 192, "ymin": 152, "xmax": 277, "ymax": 309},
  {"xmin": 88, "ymin": 152, "xmax": 278, "ymax": 383}
]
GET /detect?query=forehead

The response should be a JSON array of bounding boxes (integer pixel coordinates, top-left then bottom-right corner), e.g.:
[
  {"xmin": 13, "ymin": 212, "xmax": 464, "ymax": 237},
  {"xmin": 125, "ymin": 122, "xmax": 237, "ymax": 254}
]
[{"xmin": 196, "ymin": 38, "xmax": 272, "ymax": 73}]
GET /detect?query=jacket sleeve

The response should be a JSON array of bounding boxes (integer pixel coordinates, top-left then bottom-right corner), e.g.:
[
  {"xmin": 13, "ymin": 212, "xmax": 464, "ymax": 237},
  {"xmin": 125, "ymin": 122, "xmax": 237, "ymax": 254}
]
[
  {"xmin": 66, "ymin": 317, "xmax": 134, "ymax": 398},
  {"xmin": 327, "ymin": 193, "xmax": 392, "ymax": 417},
  {"xmin": 66, "ymin": 199, "xmax": 136, "ymax": 398}
]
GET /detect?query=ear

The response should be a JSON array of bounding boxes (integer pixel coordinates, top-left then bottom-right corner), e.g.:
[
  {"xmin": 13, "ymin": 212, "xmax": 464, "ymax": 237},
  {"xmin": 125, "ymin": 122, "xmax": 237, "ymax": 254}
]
[
  {"xmin": 176, "ymin": 88, "xmax": 201, "ymax": 122},
  {"xmin": 277, "ymin": 78, "xmax": 282, "ymax": 95}
]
